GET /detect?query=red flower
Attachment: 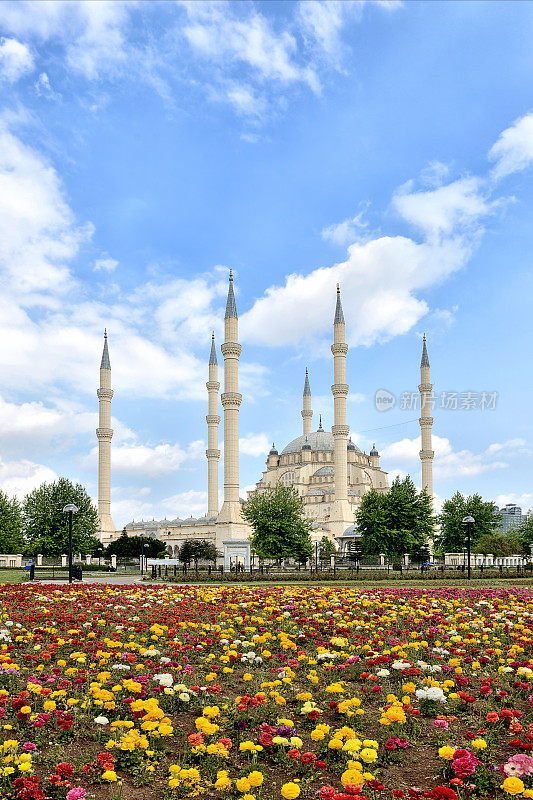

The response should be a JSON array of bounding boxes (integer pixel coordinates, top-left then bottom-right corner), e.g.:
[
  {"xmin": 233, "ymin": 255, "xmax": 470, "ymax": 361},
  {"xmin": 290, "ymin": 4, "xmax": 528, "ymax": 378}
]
[
  {"xmin": 432, "ymin": 788, "xmax": 458, "ymax": 800},
  {"xmin": 55, "ymin": 763, "xmax": 74, "ymax": 777},
  {"xmin": 319, "ymin": 787, "xmax": 337, "ymax": 800}
]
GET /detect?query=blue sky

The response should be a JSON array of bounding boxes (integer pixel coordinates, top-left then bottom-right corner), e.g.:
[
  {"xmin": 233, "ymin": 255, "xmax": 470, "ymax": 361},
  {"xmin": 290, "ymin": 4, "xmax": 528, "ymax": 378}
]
[{"xmin": 0, "ymin": 0, "xmax": 532, "ymax": 526}]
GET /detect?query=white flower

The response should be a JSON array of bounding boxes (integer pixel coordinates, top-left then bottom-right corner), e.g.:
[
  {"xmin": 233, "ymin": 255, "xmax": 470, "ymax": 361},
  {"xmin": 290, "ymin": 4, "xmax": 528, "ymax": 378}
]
[
  {"xmin": 178, "ymin": 692, "xmax": 190, "ymax": 702},
  {"xmin": 94, "ymin": 715, "xmax": 109, "ymax": 725},
  {"xmin": 376, "ymin": 669, "xmax": 390, "ymax": 677},
  {"xmin": 154, "ymin": 673, "xmax": 173, "ymax": 688},
  {"xmin": 143, "ymin": 648, "xmax": 160, "ymax": 657}
]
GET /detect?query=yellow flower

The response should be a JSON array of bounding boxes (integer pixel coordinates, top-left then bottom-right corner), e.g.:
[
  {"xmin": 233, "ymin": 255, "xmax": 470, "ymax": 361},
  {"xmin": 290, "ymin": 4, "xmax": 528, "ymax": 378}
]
[
  {"xmin": 502, "ymin": 778, "xmax": 525, "ymax": 796},
  {"xmin": 281, "ymin": 782, "xmax": 300, "ymax": 799},
  {"xmin": 102, "ymin": 770, "xmax": 118, "ymax": 781},
  {"xmin": 438, "ymin": 745, "xmax": 456, "ymax": 760},
  {"xmin": 471, "ymin": 739, "xmax": 487, "ymax": 750},
  {"xmin": 236, "ymin": 777, "xmax": 251, "ymax": 793},
  {"xmin": 360, "ymin": 747, "xmax": 377, "ymax": 764},
  {"xmin": 242, "ymin": 771, "xmax": 262, "ymax": 787},
  {"xmin": 341, "ymin": 769, "xmax": 365, "ymax": 788}
]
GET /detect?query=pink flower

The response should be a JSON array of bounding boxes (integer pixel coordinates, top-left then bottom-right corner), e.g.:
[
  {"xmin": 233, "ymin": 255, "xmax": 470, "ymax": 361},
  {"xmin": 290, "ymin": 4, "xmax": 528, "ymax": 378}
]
[
  {"xmin": 434, "ymin": 720, "xmax": 449, "ymax": 729},
  {"xmin": 22, "ymin": 742, "xmax": 37, "ymax": 752},
  {"xmin": 66, "ymin": 789, "xmax": 86, "ymax": 800},
  {"xmin": 452, "ymin": 749, "xmax": 481, "ymax": 779},
  {"xmin": 504, "ymin": 755, "xmax": 533, "ymax": 778}
]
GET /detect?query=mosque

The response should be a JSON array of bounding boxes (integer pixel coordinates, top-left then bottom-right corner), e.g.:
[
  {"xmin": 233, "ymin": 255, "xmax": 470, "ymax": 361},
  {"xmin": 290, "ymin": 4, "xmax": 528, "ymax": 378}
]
[{"xmin": 96, "ymin": 272, "xmax": 434, "ymax": 564}]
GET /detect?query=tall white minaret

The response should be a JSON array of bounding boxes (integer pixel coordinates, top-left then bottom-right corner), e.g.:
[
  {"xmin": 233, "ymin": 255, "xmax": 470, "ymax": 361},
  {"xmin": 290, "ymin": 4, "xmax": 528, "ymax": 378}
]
[
  {"xmin": 96, "ymin": 330, "xmax": 116, "ymax": 540},
  {"xmin": 419, "ymin": 334, "xmax": 434, "ymax": 503},
  {"xmin": 218, "ymin": 271, "xmax": 243, "ymax": 524},
  {"xmin": 206, "ymin": 332, "xmax": 221, "ymax": 518},
  {"xmin": 302, "ymin": 368, "xmax": 313, "ymax": 436},
  {"xmin": 331, "ymin": 285, "xmax": 351, "ymax": 525}
]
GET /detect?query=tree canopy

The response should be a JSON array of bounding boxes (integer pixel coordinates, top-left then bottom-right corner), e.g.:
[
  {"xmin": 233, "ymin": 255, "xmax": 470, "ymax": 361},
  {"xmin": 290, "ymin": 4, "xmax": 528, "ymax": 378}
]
[
  {"xmin": 105, "ymin": 531, "xmax": 167, "ymax": 559},
  {"xmin": 23, "ymin": 478, "xmax": 99, "ymax": 557},
  {"xmin": 318, "ymin": 535, "xmax": 336, "ymax": 561},
  {"xmin": 355, "ymin": 476, "xmax": 434, "ymax": 559},
  {"xmin": 242, "ymin": 485, "xmax": 313, "ymax": 562},
  {"xmin": 435, "ymin": 491, "xmax": 501, "ymax": 552},
  {"xmin": 178, "ymin": 539, "xmax": 220, "ymax": 566},
  {"xmin": 0, "ymin": 491, "xmax": 23, "ymax": 554}
]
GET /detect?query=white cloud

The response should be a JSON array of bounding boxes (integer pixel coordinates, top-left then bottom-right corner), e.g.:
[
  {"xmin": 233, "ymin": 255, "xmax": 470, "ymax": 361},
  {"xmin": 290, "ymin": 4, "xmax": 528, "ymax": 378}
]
[
  {"xmin": 392, "ymin": 176, "xmax": 492, "ymax": 239},
  {"xmin": 381, "ymin": 434, "xmax": 520, "ymax": 481},
  {"xmin": 0, "ymin": 1, "xmax": 130, "ymax": 81},
  {"xmin": 94, "ymin": 256, "xmax": 118, "ymax": 272},
  {"xmin": 322, "ymin": 210, "xmax": 368, "ymax": 246},
  {"xmin": 489, "ymin": 112, "xmax": 533, "ymax": 180},
  {"xmin": 34, "ymin": 71, "xmax": 57, "ymax": 98},
  {"xmin": 82, "ymin": 439, "xmax": 205, "ymax": 478},
  {"xmin": 160, "ymin": 489, "xmax": 209, "ymax": 520},
  {"xmin": 241, "ymin": 171, "xmax": 496, "ymax": 350},
  {"xmin": 239, "ymin": 433, "xmax": 270, "ymax": 458},
  {"xmin": 0, "ymin": 122, "xmax": 90, "ymax": 295},
  {"xmin": 183, "ymin": 3, "xmax": 319, "ymax": 92},
  {"xmin": 297, "ymin": 1, "xmax": 400, "ymax": 64},
  {"xmin": 0, "ymin": 455, "xmax": 56, "ymax": 499},
  {"xmin": 494, "ymin": 493, "xmax": 533, "ymax": 513},
  {"xmin": 0, "ymin": 37, "xmax": 34, "ymax": 83}
]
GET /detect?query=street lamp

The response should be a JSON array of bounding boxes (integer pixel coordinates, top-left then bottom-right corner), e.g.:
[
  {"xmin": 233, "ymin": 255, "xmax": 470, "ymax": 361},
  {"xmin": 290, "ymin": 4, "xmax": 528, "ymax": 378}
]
[
  {"xmin": 143, "ymin": 542, "xmax": 149, "ymax": 574},
  {"xmin": 62, "ymin": 504, "xmax": 79, "ymax": 584},
  {"xmin": 97, "ymin": 547, "xmax": 103, "ymax": 569},
  {"xmin": 462, "ymin": 515, "xmax": 475, "ymax": 580}
]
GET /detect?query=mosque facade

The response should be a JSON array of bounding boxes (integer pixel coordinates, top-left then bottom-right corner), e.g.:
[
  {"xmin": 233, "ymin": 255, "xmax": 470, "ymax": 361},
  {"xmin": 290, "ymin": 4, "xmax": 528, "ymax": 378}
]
[{"xmin": 96, "ymin": 273, "xmax": 434, "ymax": 557}]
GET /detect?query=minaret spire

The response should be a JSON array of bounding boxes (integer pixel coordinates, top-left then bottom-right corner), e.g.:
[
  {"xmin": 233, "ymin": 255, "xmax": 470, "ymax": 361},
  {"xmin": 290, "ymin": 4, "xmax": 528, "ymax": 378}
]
[
  {"xmin": 206, "ymin": 332, "xmax": 221, "ymax": 517},
  {"xmin": 301, "ymin": 367, "xmax": 313, "ymax": 435},
  {"xmin": 331, "ymin": 284, "xmax": 351, "ymax": 531},
  {"xmin": 218, "ymin": 271, "xmax": 244, "ymax": 524},
  {"xmin": 419, "ymin": 333, "xmax": 434, "ymax": 504},
  {"xmin": 96, "ymin": 330, "xmax": 116, "ymax": 542}
]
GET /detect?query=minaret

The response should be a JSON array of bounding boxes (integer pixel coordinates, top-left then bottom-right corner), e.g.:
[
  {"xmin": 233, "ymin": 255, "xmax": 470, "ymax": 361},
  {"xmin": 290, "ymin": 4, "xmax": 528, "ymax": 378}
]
[
  {"xmin": 206, "ymin": 332, "xmax": 221, "ymax": 518},
  {"xmin": 218, "ymin": 271, "xmax": 244, "ymax": 524},
  {"xmin": 419, "ymin": 334, "xmax": 434, "ymax": 502},
  {"xmin": 302, "ymin": 368, "xmax": 313, "ymax": 435},
  {"xmin": 331, "ymin": 285, "xmax": 351, "ymax": 526},
  {"xmin": 96, "ymin": 330, "xmax": 116, "ymax": 540}
]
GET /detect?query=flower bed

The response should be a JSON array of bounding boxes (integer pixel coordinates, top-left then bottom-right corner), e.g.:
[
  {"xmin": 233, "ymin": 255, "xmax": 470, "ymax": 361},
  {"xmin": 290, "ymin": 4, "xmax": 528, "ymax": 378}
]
[{"xmin": 1, "ymin": 584, "xmax": 533, "ymax": 800}]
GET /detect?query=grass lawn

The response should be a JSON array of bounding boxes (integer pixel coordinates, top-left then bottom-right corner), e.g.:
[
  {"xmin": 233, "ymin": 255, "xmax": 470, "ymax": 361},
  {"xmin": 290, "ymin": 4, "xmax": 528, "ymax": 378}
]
[{"xmin": 0, "ymin": 569, "xmax": 28, "ymax": 583}]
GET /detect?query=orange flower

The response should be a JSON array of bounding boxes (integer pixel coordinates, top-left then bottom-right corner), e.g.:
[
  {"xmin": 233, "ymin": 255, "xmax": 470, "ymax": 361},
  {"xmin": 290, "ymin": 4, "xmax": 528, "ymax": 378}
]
[{"xmin": 188, "ymin": 733, "xmax": 204, "ymax": 746}]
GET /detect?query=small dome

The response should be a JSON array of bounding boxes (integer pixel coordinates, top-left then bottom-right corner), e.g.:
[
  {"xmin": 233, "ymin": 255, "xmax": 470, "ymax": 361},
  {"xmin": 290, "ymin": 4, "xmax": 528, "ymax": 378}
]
[
  {"xmin": 370, "ymin": 443, "xmax": 379, "ymax": 456},
  {"xmin": 339, "ymin": 524, "xmax": 361, "ymax": 539},
  {"xmin": 302, "ymin": 436, "xmax": 311, "ymax": 450},
  {"xmin": 269, "ymin": 443, "xmax": 278, "ymax": 456},
  {"xmin": 313, "ymin": 465, "xmax": 334, "ymax": 476},
  {"xmin": 347, "ymin": 438, "xmax": 356, "ymax": 451}
]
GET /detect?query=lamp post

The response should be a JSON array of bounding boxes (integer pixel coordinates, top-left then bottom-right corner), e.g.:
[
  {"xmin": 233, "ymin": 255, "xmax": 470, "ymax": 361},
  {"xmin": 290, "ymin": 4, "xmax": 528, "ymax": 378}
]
[
  {"xmin": 143, "ymin": 542, "xmax": 149, "ymax": 574},
  {"xmin": 97, "ymin": 547, "xmax": 103, "ymax": 569},
  {"xmin": 462, "ymin": 515, "xmax": 475, "ymax": 580},
  {"xmin": 62, "ymin": 504, "xmax": 79, "ymax": 584}
]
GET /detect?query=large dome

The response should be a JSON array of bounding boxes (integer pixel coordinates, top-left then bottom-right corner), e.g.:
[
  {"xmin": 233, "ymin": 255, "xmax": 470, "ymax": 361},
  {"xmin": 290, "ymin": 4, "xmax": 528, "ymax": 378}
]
[{"xmin": 281, "ymin": 429, "xmax": 361, "ymax": 455}]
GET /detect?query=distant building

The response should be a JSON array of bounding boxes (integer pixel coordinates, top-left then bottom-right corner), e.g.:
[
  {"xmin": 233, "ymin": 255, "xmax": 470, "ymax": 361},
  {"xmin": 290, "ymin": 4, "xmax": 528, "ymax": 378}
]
[{"xmin": 498, "ymin": 504, "xmax": 523, "ymax": 534}]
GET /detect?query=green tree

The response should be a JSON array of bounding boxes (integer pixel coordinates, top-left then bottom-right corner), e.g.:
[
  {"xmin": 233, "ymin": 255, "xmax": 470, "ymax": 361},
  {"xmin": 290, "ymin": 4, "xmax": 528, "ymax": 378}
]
[
  {"xmin": 0, "ymin": 491, "xmax": 23, "ymax": 553},
  {"xmin": 106, "ymin": 531, "xmax": 167, "ymax": 559},
  {"xmin": 436, "ymin": 491, "xmax": 500, "ymax": 552},
  {"xmin": 473, "ymin": 532, "xmax": 522, "ymax": 559},
  {"xmin": 178, "ymin": 539, "xmax": 220, "ymax": 568},
  {"xmin": 355, "ymin": 476, "xmax": 434, "ymax": 558},
  {"xmin": 23, "ymin": 478, "xmax": 99, "ymax": 557},
  {"xmin": 518, "ymin": 513, "xmax": 533, "ymax": 552},
  {"xmin": 242, "ymin": 485, "xmax": 313, "ymax": 562},
  {"xmin": 318, "ymin": 535, "xmax": 336, "ymax": 561}
]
